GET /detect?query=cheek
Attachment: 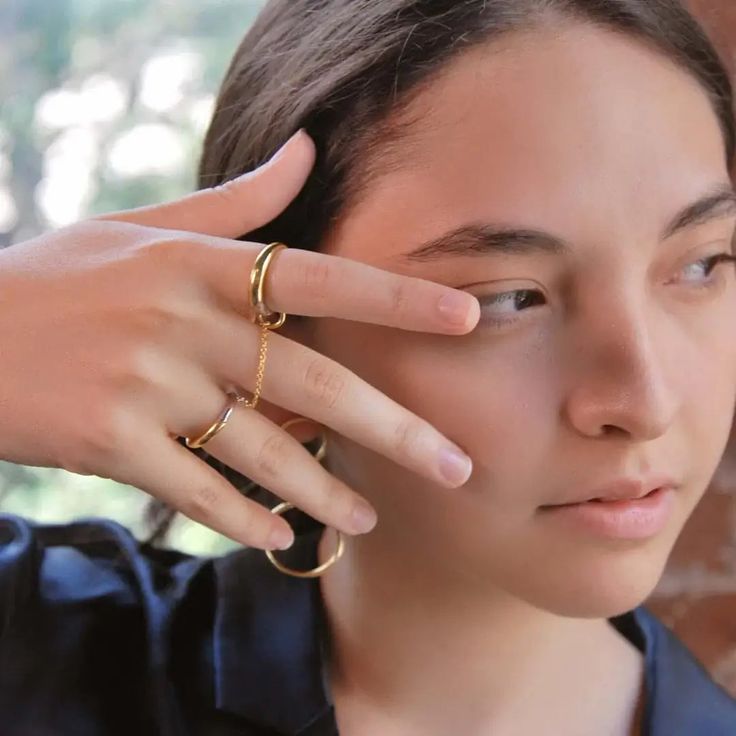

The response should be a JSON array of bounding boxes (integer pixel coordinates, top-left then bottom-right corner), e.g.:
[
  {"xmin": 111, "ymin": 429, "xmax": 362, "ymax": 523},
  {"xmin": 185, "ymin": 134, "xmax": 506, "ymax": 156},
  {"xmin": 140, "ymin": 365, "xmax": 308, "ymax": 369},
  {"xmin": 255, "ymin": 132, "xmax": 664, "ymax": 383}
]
[
  {"xmin": 381, "ymin": 332, "xmax": 558, "ymax": 493},
  {"xmin": 679, "ymin": 308, "xmax": 736, "ymax": 465},
  {"xmin": 312, "ymin": 318, "xmax": 554, "ymax": 483},
  {"xmin": 311, "ymin": 312, "xmax": 736, "ymax": 500},
  {"xmin": 722, "ymin": 315, "xmax": 736, "ymax": 392},
  {"xmin": 706, "ymin": 285, "xmax": 736, "ymax": 389},
  {"xmin": 684, "ymin": 354, "xmax": 736, "ymax": 490}
]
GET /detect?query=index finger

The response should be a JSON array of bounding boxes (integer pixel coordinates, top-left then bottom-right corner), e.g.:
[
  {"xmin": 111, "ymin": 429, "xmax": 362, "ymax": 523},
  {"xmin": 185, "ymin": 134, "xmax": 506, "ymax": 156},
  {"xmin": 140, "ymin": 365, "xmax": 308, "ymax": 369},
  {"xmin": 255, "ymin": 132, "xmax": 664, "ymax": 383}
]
[{"xmin": 188, "ymin": 233, "xmax": 482, "ymax": 333}]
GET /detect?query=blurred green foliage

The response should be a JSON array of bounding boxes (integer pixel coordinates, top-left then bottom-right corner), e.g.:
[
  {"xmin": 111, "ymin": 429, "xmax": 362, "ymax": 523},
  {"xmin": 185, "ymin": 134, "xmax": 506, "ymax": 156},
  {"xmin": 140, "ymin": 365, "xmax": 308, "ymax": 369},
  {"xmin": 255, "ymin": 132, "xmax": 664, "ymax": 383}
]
[{"xmin": 0, "ymin": 0, "xmax": 267, "ymax": 556}]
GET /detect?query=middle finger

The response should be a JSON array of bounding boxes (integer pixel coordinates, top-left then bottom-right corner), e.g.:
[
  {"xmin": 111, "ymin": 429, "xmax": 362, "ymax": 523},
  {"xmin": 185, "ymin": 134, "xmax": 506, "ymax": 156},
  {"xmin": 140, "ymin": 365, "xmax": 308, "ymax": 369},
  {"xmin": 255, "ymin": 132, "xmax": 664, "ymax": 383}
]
[
  {"xmin": 202, "ymin": 312, "xmax": 474, "ymax": 489},
  {"xmin": 183, "ymin": 232, "xmax": 481, "ymax": 333}
]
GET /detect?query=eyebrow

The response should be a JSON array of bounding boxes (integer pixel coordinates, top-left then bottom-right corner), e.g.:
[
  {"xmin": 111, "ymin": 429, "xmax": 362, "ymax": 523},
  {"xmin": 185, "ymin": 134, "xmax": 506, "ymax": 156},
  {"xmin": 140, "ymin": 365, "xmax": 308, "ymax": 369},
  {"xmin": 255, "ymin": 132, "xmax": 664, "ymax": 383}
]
[{"xmin": 397, "ymin": 183, "xmax": 736, "ymax": 263}]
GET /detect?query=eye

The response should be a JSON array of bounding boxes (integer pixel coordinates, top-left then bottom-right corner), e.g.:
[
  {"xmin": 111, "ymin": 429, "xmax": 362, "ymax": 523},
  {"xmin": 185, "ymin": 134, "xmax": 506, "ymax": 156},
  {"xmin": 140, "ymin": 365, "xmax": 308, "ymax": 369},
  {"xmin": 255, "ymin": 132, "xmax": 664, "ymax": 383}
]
[
  {"xmin": 670, "ymin": 252, "xmax": 736, "ymax": 290},
  {"xmin": 477, "ymin": 288, "xmax": 547, "ymax": 328},
  {"xmin": 475, "ymin": 252, "xmax": 736, "ymax": 329}
]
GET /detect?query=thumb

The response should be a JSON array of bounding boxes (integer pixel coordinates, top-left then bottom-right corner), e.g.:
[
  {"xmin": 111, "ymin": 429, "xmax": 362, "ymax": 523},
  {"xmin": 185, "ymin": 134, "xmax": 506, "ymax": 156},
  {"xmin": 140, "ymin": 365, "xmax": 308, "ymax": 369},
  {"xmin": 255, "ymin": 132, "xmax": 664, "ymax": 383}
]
[{"xmin": 90, "ymin": 128, "xmax": 317, "ymax": 239}]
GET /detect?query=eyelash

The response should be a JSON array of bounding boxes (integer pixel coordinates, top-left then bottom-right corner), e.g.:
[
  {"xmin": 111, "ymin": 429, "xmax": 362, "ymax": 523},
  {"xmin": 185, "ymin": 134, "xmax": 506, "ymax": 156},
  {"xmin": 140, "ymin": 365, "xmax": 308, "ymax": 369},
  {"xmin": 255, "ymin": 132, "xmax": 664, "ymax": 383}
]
[{"xmin": 477, "ymin": 252, "xmax": 736, "ymax": 329}]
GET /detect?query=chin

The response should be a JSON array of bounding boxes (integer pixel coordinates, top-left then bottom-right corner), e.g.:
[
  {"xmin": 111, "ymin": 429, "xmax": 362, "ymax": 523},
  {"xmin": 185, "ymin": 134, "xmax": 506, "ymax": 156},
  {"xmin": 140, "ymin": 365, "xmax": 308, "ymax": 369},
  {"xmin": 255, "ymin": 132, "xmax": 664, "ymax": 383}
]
[
  {"xmin": 529, "ymin": 551, "xmax": 667, "ymax": 618},
  {"xmin": 502, "ymin": 496, "xmax": 689, "ymax": 618},
  {"xmin": 535, "ymin": 583, "xmax": 658, "ymax": 620},
  {"xmin": 499, "ymin": 539, "xmax": 676, "ymax": 619}
]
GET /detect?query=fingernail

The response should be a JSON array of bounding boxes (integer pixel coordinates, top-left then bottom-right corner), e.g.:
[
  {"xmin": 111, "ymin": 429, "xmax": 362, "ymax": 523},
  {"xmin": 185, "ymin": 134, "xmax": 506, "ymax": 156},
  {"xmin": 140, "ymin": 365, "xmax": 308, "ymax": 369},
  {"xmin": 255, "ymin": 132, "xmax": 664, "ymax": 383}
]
[
  {"xmin": 269, "ymin": 525, "xmax": 295, "ymax": 550},
  {"xmin": 351, "ymin": 501, "xmax": 378, "ymax": 534},
  {"xmin": 437, "ymin": 291, "xmax": 476, "ymax": 326},
  {"xmin": 439, "ymin": 446, "xmax": 473, "ymax": 486},
  {"xmin": 268, "ymin": 129, "xmax": 305, "ymax": 164}
]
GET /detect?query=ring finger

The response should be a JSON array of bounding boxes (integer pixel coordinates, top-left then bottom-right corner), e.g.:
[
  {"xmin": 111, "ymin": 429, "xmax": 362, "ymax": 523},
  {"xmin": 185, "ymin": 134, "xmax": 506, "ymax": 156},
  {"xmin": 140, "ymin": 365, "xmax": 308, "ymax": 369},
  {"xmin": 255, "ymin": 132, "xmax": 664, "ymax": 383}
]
[
  {"xmin": 191, "ymin": 394, "xmax": 379, "ymax": 537},
  {"xmin": 150, "ymin": 358, "xmax": 378, "ymax": 538}
]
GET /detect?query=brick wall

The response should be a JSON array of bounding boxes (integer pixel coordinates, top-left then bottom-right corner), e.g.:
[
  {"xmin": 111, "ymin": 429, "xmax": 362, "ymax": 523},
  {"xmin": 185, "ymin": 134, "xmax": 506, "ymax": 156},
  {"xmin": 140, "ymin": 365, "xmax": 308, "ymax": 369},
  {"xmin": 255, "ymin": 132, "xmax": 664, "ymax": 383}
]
[{"xmin": 646, "ymin": 0, "xmax": 736, "ymax": 697}]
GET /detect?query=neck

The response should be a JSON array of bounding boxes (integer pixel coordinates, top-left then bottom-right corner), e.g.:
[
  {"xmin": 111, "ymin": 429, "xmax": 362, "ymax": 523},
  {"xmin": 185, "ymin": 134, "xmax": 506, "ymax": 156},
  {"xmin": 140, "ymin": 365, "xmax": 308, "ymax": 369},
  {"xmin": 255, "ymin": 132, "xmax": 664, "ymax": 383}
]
[{"xmin": 316, "ymin": 527, "xmax": 645, "ymax": 735}]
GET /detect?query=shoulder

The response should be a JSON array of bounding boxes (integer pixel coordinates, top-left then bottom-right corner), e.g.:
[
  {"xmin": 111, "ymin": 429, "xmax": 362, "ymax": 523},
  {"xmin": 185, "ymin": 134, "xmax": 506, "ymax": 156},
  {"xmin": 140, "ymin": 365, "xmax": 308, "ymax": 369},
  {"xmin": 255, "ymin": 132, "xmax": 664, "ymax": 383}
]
[
  {"xmin": 632, "ymin": 605, "xmax": 736, "ymax": 734},
  {"xmin": 0, "ymin": 512, "xmax": 214, "ymax": 735},
  {"xmin": 0, "ymin": 512, "xmax": 208, "ymax": 628}
]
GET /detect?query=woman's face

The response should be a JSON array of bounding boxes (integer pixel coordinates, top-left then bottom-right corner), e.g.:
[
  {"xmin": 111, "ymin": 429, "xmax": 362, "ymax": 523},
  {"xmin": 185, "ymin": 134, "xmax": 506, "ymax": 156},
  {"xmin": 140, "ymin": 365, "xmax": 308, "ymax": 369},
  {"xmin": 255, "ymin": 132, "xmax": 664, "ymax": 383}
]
[{"xmin": 287, "ymin": 24, "xmax": 736, "ymax": 617}]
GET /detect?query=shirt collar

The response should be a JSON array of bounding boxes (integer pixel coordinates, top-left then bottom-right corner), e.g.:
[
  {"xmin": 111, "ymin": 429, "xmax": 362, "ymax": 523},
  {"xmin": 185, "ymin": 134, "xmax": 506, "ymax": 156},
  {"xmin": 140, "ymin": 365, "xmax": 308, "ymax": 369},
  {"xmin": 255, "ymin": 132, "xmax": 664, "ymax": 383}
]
[
  {"xmin": 212, "ymin": 523, "xmax": 334, "ymax": 735},
  {"xmin": 625, "ymin": 604, "xmax": 736, "ymax": 731},
  {"xmin": 209, "ymin": 523, "xmax": 736, "ymax": 735}
]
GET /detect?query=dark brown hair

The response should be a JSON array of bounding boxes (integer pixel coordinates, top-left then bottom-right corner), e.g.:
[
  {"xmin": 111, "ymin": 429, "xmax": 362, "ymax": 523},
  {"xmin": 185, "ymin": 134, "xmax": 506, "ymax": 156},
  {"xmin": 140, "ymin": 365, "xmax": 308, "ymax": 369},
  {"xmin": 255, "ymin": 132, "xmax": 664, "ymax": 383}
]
[{"xmin": 145, "ymin": 0, "xmax": 736, "ymax": 546}]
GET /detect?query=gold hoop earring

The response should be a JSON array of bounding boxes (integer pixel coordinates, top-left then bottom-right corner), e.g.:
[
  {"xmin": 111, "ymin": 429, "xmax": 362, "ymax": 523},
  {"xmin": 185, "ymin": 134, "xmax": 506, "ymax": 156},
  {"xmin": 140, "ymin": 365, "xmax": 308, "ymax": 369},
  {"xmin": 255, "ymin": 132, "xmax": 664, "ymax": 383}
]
[
  {"xmin": 279, "ymin": 416, "xmax": 327, "ymax": 462},
  {"xmin": 264, "ymin": 417, "xmax": 345, "ymax": 578}
]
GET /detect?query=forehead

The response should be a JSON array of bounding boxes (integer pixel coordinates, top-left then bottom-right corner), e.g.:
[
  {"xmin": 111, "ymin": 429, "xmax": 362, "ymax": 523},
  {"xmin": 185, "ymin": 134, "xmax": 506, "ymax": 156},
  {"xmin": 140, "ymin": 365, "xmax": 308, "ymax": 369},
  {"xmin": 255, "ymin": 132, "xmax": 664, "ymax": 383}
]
[{"xmin": 322, "ymin": 23, "xmax": 729, "ymax": 271}]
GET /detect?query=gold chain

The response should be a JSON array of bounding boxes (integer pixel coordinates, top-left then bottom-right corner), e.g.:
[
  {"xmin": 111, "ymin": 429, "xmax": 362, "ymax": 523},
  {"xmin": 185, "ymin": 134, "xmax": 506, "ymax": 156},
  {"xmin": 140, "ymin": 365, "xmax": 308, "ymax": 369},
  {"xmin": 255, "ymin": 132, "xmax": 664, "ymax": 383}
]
[
  {"xmin": 236, "ymin": 319, "xmax": 270, "ymax": 409},
  {"xmin": 237, "ymin": 241, "xmax": 288, "ymax": 411}
]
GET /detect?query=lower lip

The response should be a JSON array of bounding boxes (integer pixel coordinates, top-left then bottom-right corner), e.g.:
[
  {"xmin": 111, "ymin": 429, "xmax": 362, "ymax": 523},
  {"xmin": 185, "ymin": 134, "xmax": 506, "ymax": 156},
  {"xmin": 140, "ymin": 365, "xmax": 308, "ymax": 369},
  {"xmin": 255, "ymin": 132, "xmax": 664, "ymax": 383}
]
[{"xmin": 539, "ymin": 486, "xmax": 675, "ymax": 540}]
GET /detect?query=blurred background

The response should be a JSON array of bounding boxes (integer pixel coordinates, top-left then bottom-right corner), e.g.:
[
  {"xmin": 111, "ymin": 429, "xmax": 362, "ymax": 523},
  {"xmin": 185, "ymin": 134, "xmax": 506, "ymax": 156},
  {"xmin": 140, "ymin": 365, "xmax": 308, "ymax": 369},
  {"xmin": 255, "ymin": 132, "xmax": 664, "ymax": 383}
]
[
  {"xmin": 3, "ymin": 0, "xmax": 736, "ymax": 696},
  {"xmin": 0, "ymin": 0, "xmax": 267, "ymax": 556}
]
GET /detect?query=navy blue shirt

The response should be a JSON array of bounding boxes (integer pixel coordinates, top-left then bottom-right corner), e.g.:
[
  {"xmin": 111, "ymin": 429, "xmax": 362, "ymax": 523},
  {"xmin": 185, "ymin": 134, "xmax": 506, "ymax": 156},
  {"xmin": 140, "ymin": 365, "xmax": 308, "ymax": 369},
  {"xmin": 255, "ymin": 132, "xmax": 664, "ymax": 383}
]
[{"xmin": 1, "ymin": 512, "xmax": 735, "ymax": 735}]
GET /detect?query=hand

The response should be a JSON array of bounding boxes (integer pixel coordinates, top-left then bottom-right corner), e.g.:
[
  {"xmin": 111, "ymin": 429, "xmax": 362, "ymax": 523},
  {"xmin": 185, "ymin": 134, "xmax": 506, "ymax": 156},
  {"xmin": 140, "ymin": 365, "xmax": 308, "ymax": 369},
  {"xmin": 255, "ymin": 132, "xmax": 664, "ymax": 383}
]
[{"xmin": 0, "ymin": 129, "xmax": 479, "ymax": 551}]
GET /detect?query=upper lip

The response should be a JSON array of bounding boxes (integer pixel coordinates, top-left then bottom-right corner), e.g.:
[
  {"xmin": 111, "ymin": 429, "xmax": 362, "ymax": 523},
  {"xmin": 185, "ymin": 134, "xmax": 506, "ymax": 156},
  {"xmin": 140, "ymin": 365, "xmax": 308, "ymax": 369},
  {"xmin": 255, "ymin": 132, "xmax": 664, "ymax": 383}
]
[{"xmin": 544, "ymin": 474, "xmax": 679, "ymax": 507}]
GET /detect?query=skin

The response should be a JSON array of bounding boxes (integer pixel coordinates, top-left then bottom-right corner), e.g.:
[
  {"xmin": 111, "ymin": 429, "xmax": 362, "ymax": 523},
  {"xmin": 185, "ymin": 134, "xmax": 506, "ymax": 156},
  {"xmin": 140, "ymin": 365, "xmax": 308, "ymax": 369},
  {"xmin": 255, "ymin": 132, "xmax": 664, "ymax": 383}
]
[{"xmin": 275, "ymin": 22, "xmax": 736, "ymax": 735}]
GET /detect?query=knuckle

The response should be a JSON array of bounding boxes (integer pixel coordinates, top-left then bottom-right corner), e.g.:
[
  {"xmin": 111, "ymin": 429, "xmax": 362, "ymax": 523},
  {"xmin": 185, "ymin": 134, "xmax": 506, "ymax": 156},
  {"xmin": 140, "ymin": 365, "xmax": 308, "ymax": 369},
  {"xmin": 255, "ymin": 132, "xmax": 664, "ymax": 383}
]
[
  {"xmin": 318, "ymin": 474, "xmax": 351, "ymax": 518},
  {"xmin": 113, "ymin": 341, "xmax": 167, "ymax": 397},
  {"xmin": 183, "ymin": 484, "xmax": 222, "ymax": 522},
  {"xmin": 210, "ymin": 180, "xmax": 240, "ymax": 208},
  {"xmin": 209, "ymin": 183, "xmax": 251, "ymax": 233},
  {"xmin": 388, "ymin": 278, "xmax": 412, "ymax": 317},
  {"xmin": 302, "ymin": 357, "xmax": 345, "ymax": 410},
  {"xmin": 242, "ymin": 514, "xmax": 262, "ymax": 545},
  {"xmin": 392, "ymin": 416, "xmax": 425, "ymax": 457},
  {"xmin": 131, "ymin": 235, "xmax": 202, "ymax": 284},
  {"xmin": 252, "ymin": 432, "xmax": 290, "ymax": 479},
  {"xmin": 300, "ymin": 255, "xmax": 333, "ymax": 300},
  {"xmin": 145, "ymin": 234, "xmax": 195, "ymax": 265},
  {"xmin": 125, "ymin": 286, "xmax": 202, "ymax": 353},
  {"xmin": 129, "ymin": 300, "xmax": 182, "ymax": 341}
]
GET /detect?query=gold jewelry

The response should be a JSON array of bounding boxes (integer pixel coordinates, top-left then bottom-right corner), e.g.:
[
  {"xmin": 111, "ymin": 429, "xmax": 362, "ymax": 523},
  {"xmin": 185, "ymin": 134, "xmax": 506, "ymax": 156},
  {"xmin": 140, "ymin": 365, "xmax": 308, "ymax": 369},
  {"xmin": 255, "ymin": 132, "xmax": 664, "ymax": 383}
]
[
  {"xmin": 265, "ymin": 501, "xmax": 345, "ymax": 579},
  {"xmin": 265, "ymin": 417, "xmax": 345, "ymax": 578},
  {"xmin": 181, "ymin": 240, "xmax": 344, "ymax": 577},
  {"xmin": 279, "ymin": 415, "xmax": 327, "ymax": 462},
  {"xmin": 249, "ymin": 241, "xmax": 288, "ymax": 329},
  {"xmin": 238, "ymin": 241, "xmax": 289, "ymax": 409},
  {"xmin": 183, "ymin": 242, "xmax": 288, "ymax": 447},
  {"xmin": 184, "ymin": 391, "xmax": 241, "ymax": 448}
]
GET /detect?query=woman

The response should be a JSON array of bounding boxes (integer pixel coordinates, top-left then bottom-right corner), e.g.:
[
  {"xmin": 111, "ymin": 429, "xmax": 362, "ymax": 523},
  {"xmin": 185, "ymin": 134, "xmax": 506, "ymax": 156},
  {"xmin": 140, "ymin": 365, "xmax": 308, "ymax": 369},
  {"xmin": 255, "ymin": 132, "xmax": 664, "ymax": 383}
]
[{"xmin": 1, "ymin": 0, "xmax": 736, "ymax": 733}]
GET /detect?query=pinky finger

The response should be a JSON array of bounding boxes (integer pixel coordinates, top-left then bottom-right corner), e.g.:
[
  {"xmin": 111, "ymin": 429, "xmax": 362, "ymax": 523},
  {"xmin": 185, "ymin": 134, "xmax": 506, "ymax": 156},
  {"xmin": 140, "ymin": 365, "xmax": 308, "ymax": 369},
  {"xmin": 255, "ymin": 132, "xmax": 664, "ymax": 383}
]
[{"xmin": 122, "ymin": 429, "xmax": 295, "ymax": 550}]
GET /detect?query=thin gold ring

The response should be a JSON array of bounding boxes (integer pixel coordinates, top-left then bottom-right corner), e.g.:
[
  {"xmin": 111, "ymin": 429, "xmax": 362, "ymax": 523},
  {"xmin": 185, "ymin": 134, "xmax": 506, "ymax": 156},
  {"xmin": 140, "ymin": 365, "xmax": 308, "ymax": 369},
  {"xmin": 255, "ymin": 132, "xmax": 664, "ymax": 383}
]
[{"xmin": 184, "ymin": 391, "xmax": 240, "ymax": 449}]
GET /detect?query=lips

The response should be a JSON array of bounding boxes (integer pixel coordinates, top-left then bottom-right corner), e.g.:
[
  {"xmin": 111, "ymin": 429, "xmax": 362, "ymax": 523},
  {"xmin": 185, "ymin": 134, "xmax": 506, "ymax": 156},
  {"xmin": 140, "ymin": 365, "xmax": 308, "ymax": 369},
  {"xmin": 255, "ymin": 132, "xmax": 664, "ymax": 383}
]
[
  {"xmin": 587, "ymin": 487, "xmax": 660, "ymax": 503},
  {"xmin": 540, "ymin": 486, "xmax": 676, "ymax": 539},
  {"xmin": 543, "ymin": 475, "xmax": 679, "ymax": 507}
]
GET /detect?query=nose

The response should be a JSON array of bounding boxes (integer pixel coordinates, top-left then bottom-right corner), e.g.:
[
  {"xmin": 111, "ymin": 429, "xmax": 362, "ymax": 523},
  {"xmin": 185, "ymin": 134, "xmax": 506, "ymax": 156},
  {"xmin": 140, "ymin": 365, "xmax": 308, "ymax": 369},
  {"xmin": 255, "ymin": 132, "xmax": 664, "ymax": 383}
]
[{"xmin": 562, "ymin": 296, "xmax": 680, "ymax": 441}]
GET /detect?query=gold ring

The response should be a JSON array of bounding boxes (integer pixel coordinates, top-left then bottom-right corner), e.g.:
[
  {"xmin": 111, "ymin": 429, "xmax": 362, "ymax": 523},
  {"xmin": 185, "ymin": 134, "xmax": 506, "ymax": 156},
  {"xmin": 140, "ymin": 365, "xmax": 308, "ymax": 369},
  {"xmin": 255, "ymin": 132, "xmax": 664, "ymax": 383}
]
[
  {"xmin": 184, "ymin": 391, "xmax": 240, "ymax": 449},
  {"xmin": 249, "ymin": 242, "xmax": 288, "ymax": 328}
]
